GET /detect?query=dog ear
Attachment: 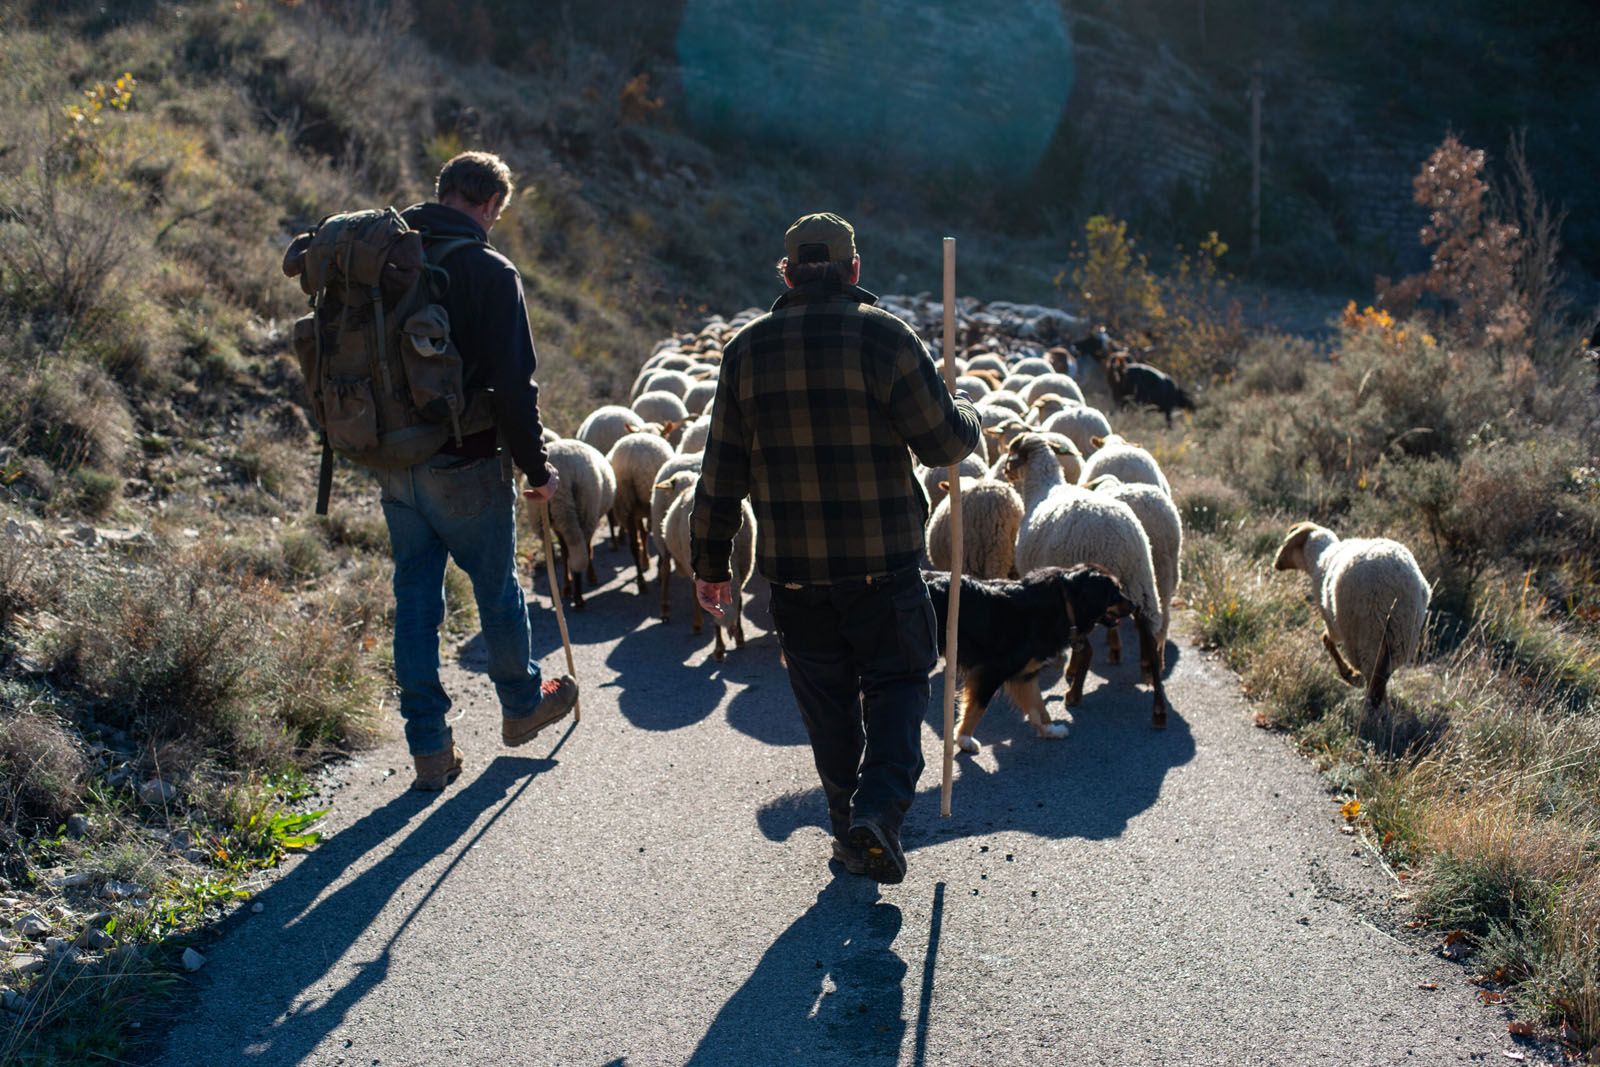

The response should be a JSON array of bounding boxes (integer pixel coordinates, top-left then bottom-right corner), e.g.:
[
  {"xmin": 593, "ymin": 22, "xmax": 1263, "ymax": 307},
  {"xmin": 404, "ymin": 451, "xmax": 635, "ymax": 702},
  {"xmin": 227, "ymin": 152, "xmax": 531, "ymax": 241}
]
[{"xmin": 1273, "ymin": 521, "xmax": 1318, "ymax": 571}]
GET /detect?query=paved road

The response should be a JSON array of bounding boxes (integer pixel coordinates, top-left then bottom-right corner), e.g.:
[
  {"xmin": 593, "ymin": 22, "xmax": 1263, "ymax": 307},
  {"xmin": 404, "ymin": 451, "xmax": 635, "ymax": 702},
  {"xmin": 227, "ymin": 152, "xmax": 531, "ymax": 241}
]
[{"xmin": 156, "ymin": 551, "xmax": 1549, "ymax": 1066}]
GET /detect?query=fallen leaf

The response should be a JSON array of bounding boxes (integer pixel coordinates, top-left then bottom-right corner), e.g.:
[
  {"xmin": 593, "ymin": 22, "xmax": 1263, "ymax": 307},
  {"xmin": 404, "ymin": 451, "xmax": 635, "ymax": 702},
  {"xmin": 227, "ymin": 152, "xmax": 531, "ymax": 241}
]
[
  {"xmin": 1252, "ymin": 712, "xmax": 1271, "ymax": 729},
  {"xmin": 1507, "ymin": 1021, "xmax": 1534, "ymax": 1038},
  {"xmin": 1480, "ymin": 990, "xmax": 1506, "ymax": 1005},
  {"xmin": 1340, "ymin": 798, "xmax": 1362, "ymax": 820},
  {"xmin": 1442, "ymin": 930, "xmax": 1474, "ymax": 960},
  {"xmin": 1382, "ymin": 831, "xmax": 1396, "ymax": 848},
  {"xmin": 1417, "ymin": 981, "xmax": 1439, "ymax": 991},
  {"xmin": 1501, "ymin": 1051, "xmax": 1524, "ymax": 1061}
]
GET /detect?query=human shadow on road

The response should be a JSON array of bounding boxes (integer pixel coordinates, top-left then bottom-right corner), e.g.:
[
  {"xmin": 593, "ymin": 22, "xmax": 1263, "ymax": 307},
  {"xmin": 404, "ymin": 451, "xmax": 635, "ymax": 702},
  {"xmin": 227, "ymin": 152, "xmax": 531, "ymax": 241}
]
[
  {"xmin": 686, "ymin": 875, "xmax": 907, "ymax": 1066},
  {"xmin": 186, "ymin": 753, "xmax": 557, "ymax": 1066},
  {"xmin": 756, "ymin": 631, "xmax": 1196, "ymax": 848}
]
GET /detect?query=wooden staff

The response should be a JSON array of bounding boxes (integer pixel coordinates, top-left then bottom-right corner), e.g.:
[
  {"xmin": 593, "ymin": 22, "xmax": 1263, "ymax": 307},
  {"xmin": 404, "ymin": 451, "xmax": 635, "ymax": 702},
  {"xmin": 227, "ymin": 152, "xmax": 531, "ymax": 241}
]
[
  {"xmin": 940, "ymin": 236, "xmax": 961, "ymax": 818},
  {"xmin": 536, "ymin": 500, "xmax": 581, "ymax": 722}
]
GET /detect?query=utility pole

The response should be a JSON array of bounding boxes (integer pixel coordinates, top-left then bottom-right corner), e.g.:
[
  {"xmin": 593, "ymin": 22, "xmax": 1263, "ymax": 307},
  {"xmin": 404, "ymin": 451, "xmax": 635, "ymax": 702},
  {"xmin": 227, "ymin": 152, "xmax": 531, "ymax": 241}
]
[{"xmin": 1249, "ymin": 61, "xmax": 1263, "ymax": 260}]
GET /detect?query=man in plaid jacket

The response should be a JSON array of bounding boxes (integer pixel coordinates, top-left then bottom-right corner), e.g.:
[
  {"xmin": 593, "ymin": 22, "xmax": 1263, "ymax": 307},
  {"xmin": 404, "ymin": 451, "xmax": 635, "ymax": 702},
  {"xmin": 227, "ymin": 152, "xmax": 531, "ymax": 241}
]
[{"xmin": 690, "ymin": 213, "xmax": 981, "ymax": 884}]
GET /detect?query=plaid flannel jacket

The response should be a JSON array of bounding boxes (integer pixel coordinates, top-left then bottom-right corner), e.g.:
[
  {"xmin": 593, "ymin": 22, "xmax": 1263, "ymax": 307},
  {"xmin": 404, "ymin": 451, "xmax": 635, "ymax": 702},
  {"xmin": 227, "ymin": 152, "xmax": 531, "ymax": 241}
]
[{"xmin": 690, "ymin": 282, "xmax": 980, "ymax": 585}]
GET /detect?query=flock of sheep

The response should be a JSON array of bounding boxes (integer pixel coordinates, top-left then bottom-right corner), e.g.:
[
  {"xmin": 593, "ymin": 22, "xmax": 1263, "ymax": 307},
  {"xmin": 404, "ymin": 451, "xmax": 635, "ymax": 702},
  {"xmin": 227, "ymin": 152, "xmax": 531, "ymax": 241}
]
[{"xmin": 525, "ymin": 294, "xmax": 1431, "ymax": 737}]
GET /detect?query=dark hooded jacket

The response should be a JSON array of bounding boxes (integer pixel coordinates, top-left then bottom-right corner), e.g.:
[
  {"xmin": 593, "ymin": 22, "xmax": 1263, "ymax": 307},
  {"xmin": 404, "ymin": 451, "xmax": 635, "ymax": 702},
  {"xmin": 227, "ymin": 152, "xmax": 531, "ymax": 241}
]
[{"xmin": 401, "ymin": 202, "xmax": 550, "ymax": 485}]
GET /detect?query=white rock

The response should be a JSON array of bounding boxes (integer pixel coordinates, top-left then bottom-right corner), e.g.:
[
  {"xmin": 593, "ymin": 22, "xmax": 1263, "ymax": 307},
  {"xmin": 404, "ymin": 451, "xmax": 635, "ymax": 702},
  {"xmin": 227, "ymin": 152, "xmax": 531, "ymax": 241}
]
[
  {"xmin": 3, "ymin": 518, "xmax": 21, "ymax": 540},
  {"xmin": 1, "ymin": 988, "xmax": 26, "ymax": 1013},
  {"xmin": 71, "ymin": 524, "xmax": 98, "ymax": 546},
  {"xmin": 181, "ymin": 947, "xmax": 206, "ymax": 972},
  {"xmin": 77, "ymin": 928, "xmax": 113, "ymax": 951},
  {"xmin": 66, "ymin": 814, "xmax": 90, "ymax": 838},
  {"xmin": 47, "ymin": 872, "xmax": 92, "ymax": 889},
  {"xmin": 250, "ymin": 902, "xmax": 264, "ymax": 914}
]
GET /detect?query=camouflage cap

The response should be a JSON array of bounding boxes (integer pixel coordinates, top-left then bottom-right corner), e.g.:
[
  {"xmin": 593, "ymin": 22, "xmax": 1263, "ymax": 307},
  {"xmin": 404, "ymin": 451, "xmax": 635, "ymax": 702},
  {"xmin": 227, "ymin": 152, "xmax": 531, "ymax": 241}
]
[{"xmin": 784, "ymin": 212, "xmax": 856, "ymax": 264}]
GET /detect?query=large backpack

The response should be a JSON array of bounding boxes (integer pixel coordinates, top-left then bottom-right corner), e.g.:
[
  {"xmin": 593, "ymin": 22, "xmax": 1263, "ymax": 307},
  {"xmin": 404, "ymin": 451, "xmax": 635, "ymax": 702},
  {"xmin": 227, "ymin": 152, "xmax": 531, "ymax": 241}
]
[{"xmin": 282, "ymin": 208, "xmax": 496, "ymax": 513}]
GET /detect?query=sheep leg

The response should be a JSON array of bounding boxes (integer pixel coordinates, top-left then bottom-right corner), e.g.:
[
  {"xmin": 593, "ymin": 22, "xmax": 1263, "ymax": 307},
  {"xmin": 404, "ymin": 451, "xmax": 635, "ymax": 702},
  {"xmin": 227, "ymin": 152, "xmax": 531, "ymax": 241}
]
[
  {"xmin": 1065, "ymin": 639, "xmax": 1093, "ymax": 706},
  {"xmin": 607, "ymin": 508, "xmax": 619, "ymax": 550},
  {"xmin": 731, "ymin": 595, "xmax": 746, "ymax": 648},
  {"xmin": 1140, "ymin": 618, "xmax": 1165, "ymax": 684},
  {"xmin": 631, "ymin": 521, "xmax": 649, "ymax": 595},
  {"xmin": 1137, "ymin": 614, "xmax": 1168, "ymax": 730},
  {"xmin": 557, "ymin": 534, "xmax": 573, "ymax": 599},
  {"xmin": 585, "ymin": 535, "xmax": 599, "ymax": 586},
  {"xmin": 691, "ymin": 592, "xmax": 703, "ymax": 635},
  {"xmin": 572, "ymin": 567, "xmax": 585, "ymax": 611},
  {"xmin": 711, "ymin": 617, "xmax": 726, "ymax": 662},
  {"xmin": 1322, "ymin": 631, "xmax": 1361, "ymax": 686},
  {"xmin": 1364, "ymin": 627, "xmax": 1394, "ymax": 711},
  {"xmin": 659, "ymin": 560, "xmax": 672, "ymax": 622},
  {"xmin": 1105, "ymin": 619, "xmax": 1123, "ymax": 665}
]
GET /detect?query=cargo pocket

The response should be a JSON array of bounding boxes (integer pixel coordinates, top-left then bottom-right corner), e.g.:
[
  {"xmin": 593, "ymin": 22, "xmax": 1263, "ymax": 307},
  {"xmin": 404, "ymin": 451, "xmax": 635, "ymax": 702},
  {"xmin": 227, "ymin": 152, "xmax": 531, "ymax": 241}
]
[
  {"xmin": 400, "ymin": 305, "xmax": 466, "ymax": 441},
  {"xmin": 323, "ymin": 378, "xmax": 380, "ymax": 454},
  {"xmin": 889, "ymin": 576, "xmax": 938, "ymax": 676}
]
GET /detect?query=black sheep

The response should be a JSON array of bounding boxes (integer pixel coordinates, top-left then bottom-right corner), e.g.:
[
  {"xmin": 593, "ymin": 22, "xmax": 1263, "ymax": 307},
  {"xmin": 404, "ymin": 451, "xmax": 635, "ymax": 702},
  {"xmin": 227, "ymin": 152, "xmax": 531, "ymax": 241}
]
[{"xmin": 1106, "ymin": 357, "xmax": 1195, "ymax": 425}]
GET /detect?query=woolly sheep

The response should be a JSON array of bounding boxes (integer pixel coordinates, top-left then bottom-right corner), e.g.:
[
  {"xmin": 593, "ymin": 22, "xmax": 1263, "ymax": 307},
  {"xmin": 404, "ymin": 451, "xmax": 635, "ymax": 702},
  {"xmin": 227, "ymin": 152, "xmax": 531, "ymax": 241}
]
[
  {"xmin": 1000, "ymin": 372, "xmax": 1036, "ymax": 395},
  {"xmin": 1003, "ymin": 433, "xmax": 1169, "ymax": 725},
  {"xmin": 1027, "ymin": 393, "xmax": 1075, "ymax": 425},
  {"xmin": 925, "ymin": 475, "xmax": 1025, "ymax": 580},
  {"xmin": 918, "ymin": 453, "xmax": 988, "ymax": 510},
  {"xmin": 658, "ymin": 470, "xmax": 756, "ymax": 661},
  {"xmin": 578, "ymin": 405, "xmax": 657, "ymax": 459},
  {"xmin": 1022, "ymin": 373, "xmax": 1086, "ymax": 407},
  {"xmin": 532, "ymin": 438, "xmax": 616, "ymax": 610},
  {"xmin": 1088, "ymin": 474, "xmax": 1182, "ymax": 653},
  {"xmin": 981, "ymin": 415, "xmax": 1033, "ymax": 458},
  {"xmin": 1273, "ymin": 521, "xmax": 1430, "ymax": 709},
  {"xmin": 955, "ymin": 374, "xmax": 992, "ymax": 398},
  {"xmin": 1079, "ymin": 432, "xmax": 1171, "ymax": 497},
  {"xmin": 683, "ymin": 380, "xmax": 718, "ymax": 416},
  {"xmin": 979, "ymin": 391, "xmax": 1029, "ymax": 418},
  {"xmin": 678, "ymin": 414, "xmax": 712, "ymax": 455},
  {"xmin": 606, "ymin": 431, "xmax": 676, "ymax": 595},
  {"xmin": 1010, "ymin": 356, "xmax": 1055, "ymax": 377},
  {"xmin": 632, "ymin": 391, "xmax": 690, "ymax": 446},
  {"xmin": 1039, "ymin": 404, "xmax": 1113, "ymax": 458},
  {"xmin": 633, "ymin": 368, "xmax": 694, "ymax": 401},
  {"xmin": 965, "ymin": 353, "xmax": 1009, "ymax": 377},
  {"xmin": 650, "ymin": 450, "xmax": 703, "ymax": 605}
]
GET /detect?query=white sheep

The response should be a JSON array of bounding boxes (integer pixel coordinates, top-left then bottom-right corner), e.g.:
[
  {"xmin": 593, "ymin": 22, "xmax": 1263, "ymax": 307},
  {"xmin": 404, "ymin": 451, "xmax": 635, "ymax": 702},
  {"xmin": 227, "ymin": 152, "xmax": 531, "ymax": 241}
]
[
  {"xmin": 1088, "ymin": 474, "xmax": 1182, "ymax": 654},
  {"xmin": 1273, "ymin": 521, "xmax": 1430, "ymax": 709},
  {"xmin": 1003, "ymin": 433, "xmax": 1169, "ymax": 725},
  {"xmin": 1079, "ymin": 432, "xmax": 1171, "ymax": 497},
  {"xmin": 577, "ymin": 405, "xmax": 658, "ymax": 459},
  {"xmin": 925, "ymin": 475, "xmax": 1025, "ymax": 579},
  {"xmin": 1010, "ymin": 356, "xmax": 1056, "ymax": 377},
  {"xmin": 682, "ymin": 379, "xmax": 718, "ymax": 415},
  {"xmin": 1027, "ymin": 393, "xmax": 1075, "ymax": 425},
  {"xmin": 1023, "ymin": 373, "xmax": 1086, "ymax": 406},
  {"xmin": 632, "ymin": 391, "xmax": 690, "ymax": 446},
  {"xmin": 1000, "ymin": 372, "xmax": 1036, "ymax": 395},
  {"xmin": 955, "ymin": 374, "xmax": 992, "ymax": 398},
  {"xmin": 677, "ymin": 414, "xmax": 712, "ymax": 455},
  {"xmin": 658, "ymin": 470, "xmax": 756, "ymax": 662},
  {"xmin": 650, "ymin": 450, "xmax": 703, "ymax": 614},
  {"xmin": 964, "ymin": 353, "xmax": 1009, "ymax": 377},
  {"xmin": 1039, "ymin": 404, "xmax": 1113, "ymax": 458},
  {"xmin": 634, "ymin": 368, "xmax": 694, "ymax": 400},
  {"xmin": 978, "ymin": 391, "xmax": 1029, "ymax": 418},
  {"xmin": 606, "ymin": 431, "xmax": 676, "ymax": 595},
  {"xmin": 918, "ymin": 453, "xmax": 988, "ymax": 511},
  {"xmin": 531, "ymin": 438, "xmax": 616, "ymax": 610}
]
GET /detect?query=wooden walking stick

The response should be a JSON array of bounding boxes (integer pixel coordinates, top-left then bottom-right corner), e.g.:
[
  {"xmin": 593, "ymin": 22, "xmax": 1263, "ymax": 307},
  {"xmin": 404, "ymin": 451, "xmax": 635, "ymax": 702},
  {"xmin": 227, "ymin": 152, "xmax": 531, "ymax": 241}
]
[
  {"xmin": 536, "ymin": 499, "xmax": 581, "ymax": 722},
  {"xmin": 940, "ymin": 236, "xmax": 962, "ymax": 818}
]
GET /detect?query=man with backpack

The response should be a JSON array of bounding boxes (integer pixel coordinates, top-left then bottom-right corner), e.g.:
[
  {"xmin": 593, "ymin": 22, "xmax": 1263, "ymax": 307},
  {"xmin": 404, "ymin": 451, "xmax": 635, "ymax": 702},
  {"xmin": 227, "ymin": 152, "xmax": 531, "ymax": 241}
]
[{"xmin": 284, "ymin": 151, "xmax": 577, "ymax": 791}]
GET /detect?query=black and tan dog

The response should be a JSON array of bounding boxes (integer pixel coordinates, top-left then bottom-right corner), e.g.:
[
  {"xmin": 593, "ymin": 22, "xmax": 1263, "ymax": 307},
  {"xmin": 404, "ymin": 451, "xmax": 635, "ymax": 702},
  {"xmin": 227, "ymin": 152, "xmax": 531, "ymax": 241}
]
[{"xmin": 924, "ymin": 565, "xmax": 1159, "ymax": 754}]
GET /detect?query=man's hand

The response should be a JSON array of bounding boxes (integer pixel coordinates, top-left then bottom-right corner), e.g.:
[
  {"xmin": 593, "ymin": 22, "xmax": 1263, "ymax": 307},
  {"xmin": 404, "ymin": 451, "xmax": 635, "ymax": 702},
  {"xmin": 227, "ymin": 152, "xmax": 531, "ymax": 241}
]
[
  {"xmin": 521, "ymin": 462, "xmax": 561, "ymax": 504},
  {"xmin": 695, "ymin": 578, "xmax": 733, "ymax": 622}
]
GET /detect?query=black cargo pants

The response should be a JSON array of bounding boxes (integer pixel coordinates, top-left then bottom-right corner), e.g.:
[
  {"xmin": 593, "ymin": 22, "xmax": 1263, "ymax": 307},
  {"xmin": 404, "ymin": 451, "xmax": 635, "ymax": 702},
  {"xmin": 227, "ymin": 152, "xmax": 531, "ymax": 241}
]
[{"xmin": 767, "ymin": 566, "xmax": 937, "ymax": 841}]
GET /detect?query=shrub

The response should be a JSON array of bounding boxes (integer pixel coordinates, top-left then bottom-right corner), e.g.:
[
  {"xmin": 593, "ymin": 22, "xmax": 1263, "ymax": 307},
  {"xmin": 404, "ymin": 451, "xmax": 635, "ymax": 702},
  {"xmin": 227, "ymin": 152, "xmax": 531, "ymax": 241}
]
[{"xmin": 0, "ymin": 685, "xmax": 88, "ymax": 827}]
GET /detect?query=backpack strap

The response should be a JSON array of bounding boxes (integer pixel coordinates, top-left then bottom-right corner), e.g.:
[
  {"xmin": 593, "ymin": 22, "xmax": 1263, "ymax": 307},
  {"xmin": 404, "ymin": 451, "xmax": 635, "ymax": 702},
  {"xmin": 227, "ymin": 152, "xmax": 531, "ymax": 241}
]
[{"xmin": 420, "ymin": 235, "xmax": 485, "ymax": 299}]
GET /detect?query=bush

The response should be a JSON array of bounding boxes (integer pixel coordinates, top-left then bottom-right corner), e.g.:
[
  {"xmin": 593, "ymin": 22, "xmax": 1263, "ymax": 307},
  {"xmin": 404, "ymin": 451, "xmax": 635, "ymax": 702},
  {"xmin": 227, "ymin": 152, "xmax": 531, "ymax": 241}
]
[{"xmin": 0, "ymin": 686, "xmax": 88, "ymax": 826}]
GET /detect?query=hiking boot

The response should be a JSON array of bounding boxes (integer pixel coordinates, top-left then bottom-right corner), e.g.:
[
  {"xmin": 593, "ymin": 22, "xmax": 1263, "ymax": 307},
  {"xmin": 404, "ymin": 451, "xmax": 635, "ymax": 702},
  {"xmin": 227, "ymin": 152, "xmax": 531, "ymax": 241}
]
[
  {"xmin": 412, "ymin": 744, "xmax": 464, "ymax": 791},
  {"xmin": 830, "ymin": 838, "xmax": 867, "ymax": 876},
  {"xmin": 847, "ymin": 819, "xmax": 907, "ymax": 885},
  {"xmin": 502, "ymin": 675, "xmax": 578, "ymax": 747}
]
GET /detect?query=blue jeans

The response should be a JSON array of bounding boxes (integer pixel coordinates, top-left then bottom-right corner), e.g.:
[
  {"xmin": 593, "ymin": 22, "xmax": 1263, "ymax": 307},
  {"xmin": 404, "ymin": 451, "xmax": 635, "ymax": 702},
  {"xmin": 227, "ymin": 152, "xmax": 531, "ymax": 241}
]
[
  {"xmin": 767, "ymin": 567, "xmax": 936, "ymax": 840},
  {"xmin": 379, "ymin": 453, "xmax": 545, "ymax": 756}
]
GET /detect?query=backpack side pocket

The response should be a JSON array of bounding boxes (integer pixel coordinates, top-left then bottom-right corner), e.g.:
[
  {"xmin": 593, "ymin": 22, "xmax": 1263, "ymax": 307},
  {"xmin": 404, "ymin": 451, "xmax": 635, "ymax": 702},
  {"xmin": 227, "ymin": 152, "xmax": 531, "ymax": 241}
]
[{"xmin": 400, "ymin": 304, "xmax": 466, "ymax": 443}]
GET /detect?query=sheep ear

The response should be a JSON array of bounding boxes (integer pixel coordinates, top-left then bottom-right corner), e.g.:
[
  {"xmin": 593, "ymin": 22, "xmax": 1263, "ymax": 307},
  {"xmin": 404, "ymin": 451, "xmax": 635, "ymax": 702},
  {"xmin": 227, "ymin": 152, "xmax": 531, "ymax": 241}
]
[
  {"xmin": 1273, "ymin": 522, "xmax": 1317, "ymax": 571},
  {"xmin": 984, "ymin": 426, "xmax": 1003, "ymax": 437},
  {"xmin": 937, "ymin": 480, "xmax": 950, "ymax": 492},
  {"xmin": 653, "ymin": 479, "xmax": 672, "ymax": 490},
  {"xmin": 661, "ymin": 419, "xmax": 681, "ymax": 435},
  {"xmin": 1090, "ymin": 435, "xmax": 1106, "ymax": 448}
]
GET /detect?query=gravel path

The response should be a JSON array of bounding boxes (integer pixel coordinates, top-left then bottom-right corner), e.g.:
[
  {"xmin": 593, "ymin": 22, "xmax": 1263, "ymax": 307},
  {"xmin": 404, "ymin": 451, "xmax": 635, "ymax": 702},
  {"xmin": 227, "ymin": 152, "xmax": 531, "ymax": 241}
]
[{"xmin": 154, "ymin": 553, "xmax": 1552, "ymax": 1066}]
